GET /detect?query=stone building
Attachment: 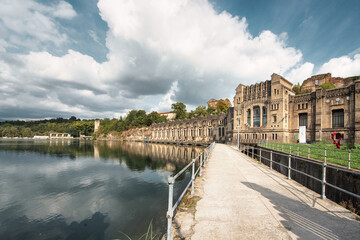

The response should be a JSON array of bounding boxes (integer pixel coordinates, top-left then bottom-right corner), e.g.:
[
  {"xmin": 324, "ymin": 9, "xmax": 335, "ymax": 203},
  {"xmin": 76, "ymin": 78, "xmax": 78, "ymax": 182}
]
[
  {"xmin": 233, "ymin": 73, "xmax": 360, "ymax": 145},
  {"xmin": 159, "ymin": 111, "xmax": 176, "ymax": 121},
  {"xmin": 151, "ymin": 114, "xmax": 226, "ymax": 143}
]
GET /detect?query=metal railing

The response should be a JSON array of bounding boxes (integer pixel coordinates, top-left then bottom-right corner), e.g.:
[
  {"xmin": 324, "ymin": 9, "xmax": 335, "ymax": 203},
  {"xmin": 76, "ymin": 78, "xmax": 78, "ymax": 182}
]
[
  {"xmin": 166, "ymin": 142, "xmax": 215, "ymax": 239},
  {"xmin": 239, "ymin": 144, "xmax": 360, "ymax": 200},
  {"xmin": 258, "ymin": 142, "xmax": 360, "ymax": 170}
]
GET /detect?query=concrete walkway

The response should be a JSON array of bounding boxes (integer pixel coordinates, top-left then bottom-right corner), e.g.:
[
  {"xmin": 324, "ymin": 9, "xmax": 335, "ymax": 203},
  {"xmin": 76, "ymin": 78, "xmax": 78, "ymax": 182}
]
[{"xmin": 178, "ymin": 144, "xmax": 360, "ymax": 239}]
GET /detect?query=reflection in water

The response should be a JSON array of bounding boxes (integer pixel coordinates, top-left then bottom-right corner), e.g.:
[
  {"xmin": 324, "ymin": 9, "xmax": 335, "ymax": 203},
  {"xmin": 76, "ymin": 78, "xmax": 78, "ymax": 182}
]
[{"xmin": 0, "ymin": 140, "xmax": 203, "ymax": 239}]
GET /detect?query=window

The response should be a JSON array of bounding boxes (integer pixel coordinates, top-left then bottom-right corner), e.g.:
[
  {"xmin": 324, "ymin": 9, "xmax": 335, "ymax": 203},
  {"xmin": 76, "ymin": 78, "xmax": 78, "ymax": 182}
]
[
  {"xmin": 273, "ymin": 115, "xmax": 277, "ymax": 123},
  {"xmin": 299, "ymin": 113, "xmax": 308, "ymax": 127},
  {"xmin": 298, "ymin": 104, "xmax": 300, "ymax": 110},
  {"xmin": 306, "ymin": 103, "xmax": 308, "ymax": 109},
  {"xmin": 262, "ymin": 106, "xmax": 267, "ymax": 124},
  {"xmin": 274, "ymin": 89, "xmax": 276, "ymax": 94},
  {"xmin": 332, "ymin": 109, "xmax": 344, "ymax": 128},
  {"xmin": 247, "ymin": 109, "xmax": 251, "ymax": 125},
  {"xmin": 253, "ymin": 106, "xmax": 260, "ymax": 127}
]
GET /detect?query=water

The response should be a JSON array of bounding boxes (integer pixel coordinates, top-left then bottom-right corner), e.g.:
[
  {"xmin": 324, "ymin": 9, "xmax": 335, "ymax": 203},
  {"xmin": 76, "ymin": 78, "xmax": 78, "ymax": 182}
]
[{"xmin": 0, "ymin": 139, "xmax": 203, "ymax": 239}]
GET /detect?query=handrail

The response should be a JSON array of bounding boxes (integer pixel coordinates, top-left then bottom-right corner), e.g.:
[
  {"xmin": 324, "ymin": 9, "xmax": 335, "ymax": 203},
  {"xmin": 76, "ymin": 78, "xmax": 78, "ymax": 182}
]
[
  {"xmin": 239, "ymin": 144, "xmax": 360, "ymax": 202},
  {"xmin": 258, "ymin": 142, "xmax": 360, "ymax": 169},
  {"xmin": 166, "ymin": 142, "xmax": 215, "ymax": 239}
]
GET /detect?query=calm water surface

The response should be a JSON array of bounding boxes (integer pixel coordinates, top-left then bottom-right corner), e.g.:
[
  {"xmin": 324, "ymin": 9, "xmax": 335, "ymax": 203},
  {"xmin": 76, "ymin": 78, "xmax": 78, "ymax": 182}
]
[{"xmin": 0, "ymin": 140, "xmax": 202, "ymax": 239}]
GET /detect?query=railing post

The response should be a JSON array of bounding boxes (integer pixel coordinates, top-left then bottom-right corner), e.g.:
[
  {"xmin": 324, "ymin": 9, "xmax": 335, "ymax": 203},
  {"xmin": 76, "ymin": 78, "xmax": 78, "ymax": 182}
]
[
  {"xmin": 252, "ymin": 146, "xmax": 254, "ymax": 159},
  {"xmin": 191, "ymin": 159, "xmax": 195, "ymax": 195},
  {"xmin": 199, "ymin": 154, "xmax": 202, "ymax": 177},
  {"xmin": 288, "ymin": 154, "xmax": 291, "ymax": 180},
  {"xmin": 321, "ymin": 150, "xmax": 327, "ymax": 199},
  {"xmin": 166, "ymin": 176, "xmax": 174, "ymax": 240},
  {"xmin": 348, "ymin": 150, "xmax": 351, "ymax": 169},
  {"xmin": 203, "ymin": 151, "xmax": 207, "ymax": 167},
  {"xmin": 297, "ymin": 146, "xmax": 299, "ymax": 156},
  {"xmin": 270, "ymin": 150, "xmax": 273, "ymax": 169},
  {"xmin": 259, "ymin": 148, "xmax": 262, "ymax": 163}
]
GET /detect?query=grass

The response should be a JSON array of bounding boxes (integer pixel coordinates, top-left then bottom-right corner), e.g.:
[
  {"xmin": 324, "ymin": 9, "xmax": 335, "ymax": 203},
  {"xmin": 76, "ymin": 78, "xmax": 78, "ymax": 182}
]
[
  {"xmin": 119, "ymin": 220, "xmax": 159, "ymax": 240},
  {"xmin": 259, "ymin": 141, "xmax": 360, "ymax": 170}
]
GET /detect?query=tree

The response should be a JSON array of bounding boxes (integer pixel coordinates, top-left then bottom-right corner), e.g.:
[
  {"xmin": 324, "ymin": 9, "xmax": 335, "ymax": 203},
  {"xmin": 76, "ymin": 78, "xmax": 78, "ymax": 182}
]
[
  {"xmin": 216, "ymin": 100, "xmax": 229, "ymax": 113},
  {"xmin": 207, "ymin": 106, "xmax": 216, "ymax": 115},
  {"xmin": 146, "ymin": 111, "xmax": 167, "ymax": 126},
  {"xmin": 194, "ymin": 105, "xmax": 207, "ymax": 117},
  {"xmin": 292, "ymin": 83, "xmax": 302, "ymax": 95},
  {"xmin": 171, "ymin": 102, "xmax": 187, "ymax": 120}
]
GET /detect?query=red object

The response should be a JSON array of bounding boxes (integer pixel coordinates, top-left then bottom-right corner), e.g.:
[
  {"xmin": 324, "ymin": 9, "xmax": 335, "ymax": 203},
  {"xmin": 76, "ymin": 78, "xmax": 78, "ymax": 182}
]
[{"xmin": 331, "ymin": 132, "xmax": 342, "ymax": 149}]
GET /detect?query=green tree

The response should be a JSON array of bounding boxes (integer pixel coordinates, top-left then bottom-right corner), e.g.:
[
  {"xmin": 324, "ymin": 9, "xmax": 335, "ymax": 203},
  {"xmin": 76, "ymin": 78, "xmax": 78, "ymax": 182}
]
[
  {"xmin": 207, "ymin": 106, "xmax": 216, "ymax": 115},
  {"xmin": 216, "ymin": 100, "xmax": 229, "ymax": 113},
  {"xmin": 292, "ymin": 83, "xmax": 302, "ymax": 95},
  {"xmin": 194, "ymin": 105, "xmax": 207, "ymax": 117},
  {"xmin": 171, "ymin": 102, "xmax": 187, "ymax": 120}
]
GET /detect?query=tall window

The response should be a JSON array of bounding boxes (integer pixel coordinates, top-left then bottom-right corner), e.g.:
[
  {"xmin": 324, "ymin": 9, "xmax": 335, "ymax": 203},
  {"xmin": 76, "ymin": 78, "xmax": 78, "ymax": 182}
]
[
  {"xmin": 299, "ymin": 113, "xmax": 308, "ymax": 127},
  {"xmin": 253, "ymin": 106, "xmax": 260, "ymax": 127},
  {"xmin": 332, "ymin": 109, "xmax": 344, "ymax": 128},
  {"xmin": 262, "ymin": 106, "xmax": 267, "ymax": 125},
  {"xmin": 247, "ymin": 109, "xmax": 251, "ymax": 125}
]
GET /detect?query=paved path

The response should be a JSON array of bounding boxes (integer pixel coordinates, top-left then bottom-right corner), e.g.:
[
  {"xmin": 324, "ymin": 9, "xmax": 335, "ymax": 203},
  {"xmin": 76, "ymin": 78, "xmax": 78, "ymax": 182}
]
[{"xmin": 186, "ymin": 144, "xmax": 360, "ymax": 239}]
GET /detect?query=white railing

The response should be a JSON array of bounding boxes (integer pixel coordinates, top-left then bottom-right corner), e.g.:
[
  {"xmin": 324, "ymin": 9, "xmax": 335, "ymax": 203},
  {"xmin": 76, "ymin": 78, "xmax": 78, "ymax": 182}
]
[{"xmin": 166, "ymin": 142, "xmax": 215, "ymax": 239}]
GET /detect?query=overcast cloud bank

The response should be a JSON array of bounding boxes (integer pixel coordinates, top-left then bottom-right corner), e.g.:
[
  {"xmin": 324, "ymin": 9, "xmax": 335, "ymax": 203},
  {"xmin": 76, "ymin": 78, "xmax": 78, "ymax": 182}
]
[{"xmin": 0, "ymin": 0, "xmax": 359, "ymax": 119}]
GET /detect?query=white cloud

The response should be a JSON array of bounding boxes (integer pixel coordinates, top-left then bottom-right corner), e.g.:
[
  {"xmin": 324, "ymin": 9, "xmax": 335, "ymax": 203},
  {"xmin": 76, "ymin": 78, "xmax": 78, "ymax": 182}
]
[
  {"xmin": 1, "ymin": 0, "xmax": 315, "ymax": 118},
  {"xmin": 285, "ymin": 62, "xmax": 314, "ymax": 84},
  {"xmin": 51, "ymin": 1, "xmax": 77, "ymax": 19},
  {"xmin": 0, "ymin": 0, "xmax": 76, "ymax": 50},
  {"xmin": 317, "ymin": 54, "xmax": 360, "ymax": 77},
  {"xmin": 151, "ymin": 81, "xmax": 178, "ymax": 112}
]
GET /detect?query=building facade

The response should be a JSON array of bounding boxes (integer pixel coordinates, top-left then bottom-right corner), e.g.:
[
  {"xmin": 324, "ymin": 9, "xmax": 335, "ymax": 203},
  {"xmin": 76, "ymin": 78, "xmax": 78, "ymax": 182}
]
[{"xmin": 233, "ymin": 73, "xmax": 360, "ymax": 145}]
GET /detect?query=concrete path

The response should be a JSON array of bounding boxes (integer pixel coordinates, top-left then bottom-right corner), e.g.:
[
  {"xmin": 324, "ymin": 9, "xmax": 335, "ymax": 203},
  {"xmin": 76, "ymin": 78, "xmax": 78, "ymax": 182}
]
[{"xmin": 182, "ymin": 144, "xmax": 360, "ymax": 239}]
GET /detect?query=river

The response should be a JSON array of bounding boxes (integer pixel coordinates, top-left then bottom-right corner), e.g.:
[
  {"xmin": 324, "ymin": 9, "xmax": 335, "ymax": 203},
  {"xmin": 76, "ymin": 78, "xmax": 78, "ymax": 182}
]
[{"xmin": 0, "ymin": 139, "xmax": 203, "ymax": 239}]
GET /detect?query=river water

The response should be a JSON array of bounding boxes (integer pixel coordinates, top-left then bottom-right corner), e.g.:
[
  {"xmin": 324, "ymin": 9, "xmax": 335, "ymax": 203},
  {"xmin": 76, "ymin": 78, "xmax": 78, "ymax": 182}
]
[{"xmin": 0, "ymin": 139, "xmax": 202, "ymax": 239}]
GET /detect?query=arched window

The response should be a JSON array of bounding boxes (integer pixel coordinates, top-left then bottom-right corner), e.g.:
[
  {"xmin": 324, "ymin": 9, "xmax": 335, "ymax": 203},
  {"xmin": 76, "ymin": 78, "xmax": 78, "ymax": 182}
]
[{"xmin": 247, "ymin": 109, "xmax": 251, "ymax": 125}]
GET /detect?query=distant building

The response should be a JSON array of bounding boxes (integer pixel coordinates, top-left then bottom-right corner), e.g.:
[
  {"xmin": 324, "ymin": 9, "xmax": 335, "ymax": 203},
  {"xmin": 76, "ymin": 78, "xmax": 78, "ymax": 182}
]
[
  {"xmin": 207, "ymin": 98, "xmax": 232, "ymax": 109},
  {"xmin": 159, "ymin": 111, "xmax": 176, "ymax": 121},
  {"xmin": 49, "ymin": 133, "xmax": 73, "ymax": 139}
]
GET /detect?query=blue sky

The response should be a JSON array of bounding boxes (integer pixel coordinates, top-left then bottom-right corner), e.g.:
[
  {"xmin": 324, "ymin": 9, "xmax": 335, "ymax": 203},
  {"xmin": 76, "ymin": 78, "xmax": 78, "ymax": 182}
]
[{"xmin": 0, "ymin": 0, "xmax": 359, "ymax": 119}]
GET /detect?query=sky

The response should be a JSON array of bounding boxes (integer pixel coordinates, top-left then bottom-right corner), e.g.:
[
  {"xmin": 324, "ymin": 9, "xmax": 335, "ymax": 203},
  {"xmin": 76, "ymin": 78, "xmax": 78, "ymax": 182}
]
[{"xmin": 0, "ymin": 0, "xmax": 359, "ymax": 120}]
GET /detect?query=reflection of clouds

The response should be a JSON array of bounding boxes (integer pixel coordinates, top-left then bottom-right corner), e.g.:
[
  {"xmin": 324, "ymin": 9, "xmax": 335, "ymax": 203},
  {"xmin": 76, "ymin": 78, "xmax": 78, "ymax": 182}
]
[
  {"xmin": 0, "ymin": 141, "xmax": 198, "ymax": 238},
  {"xmin": 0, "ymin": 151, "xmax": 170, "ymax": 225}
]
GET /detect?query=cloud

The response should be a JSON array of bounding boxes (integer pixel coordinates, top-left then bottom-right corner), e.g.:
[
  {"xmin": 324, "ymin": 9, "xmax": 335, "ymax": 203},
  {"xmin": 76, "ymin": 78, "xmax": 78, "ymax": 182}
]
[
  {"xmin": 0, "ymin": 0, "xmax": 76, "ymax": 50},
  {"xmin": 317, "ymin": 54, "xmax": 360, "ymax": 77},
  {"xmin": 285, "ymin": 62, "xmax": 314, "ymax": 84},
  {"xmin": 1, "ymin": 0, "xmax": 311, "ymax": 119}
]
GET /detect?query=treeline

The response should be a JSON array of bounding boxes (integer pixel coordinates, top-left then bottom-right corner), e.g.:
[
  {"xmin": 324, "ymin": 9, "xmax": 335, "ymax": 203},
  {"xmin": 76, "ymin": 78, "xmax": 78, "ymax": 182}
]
[
  {"xmin": 0, "ymin": 117, "xmax": 94, "ymax": 138},
  {"xmin": 0, "ymin": 101, "xmax": 231, "ymax": 137}
]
